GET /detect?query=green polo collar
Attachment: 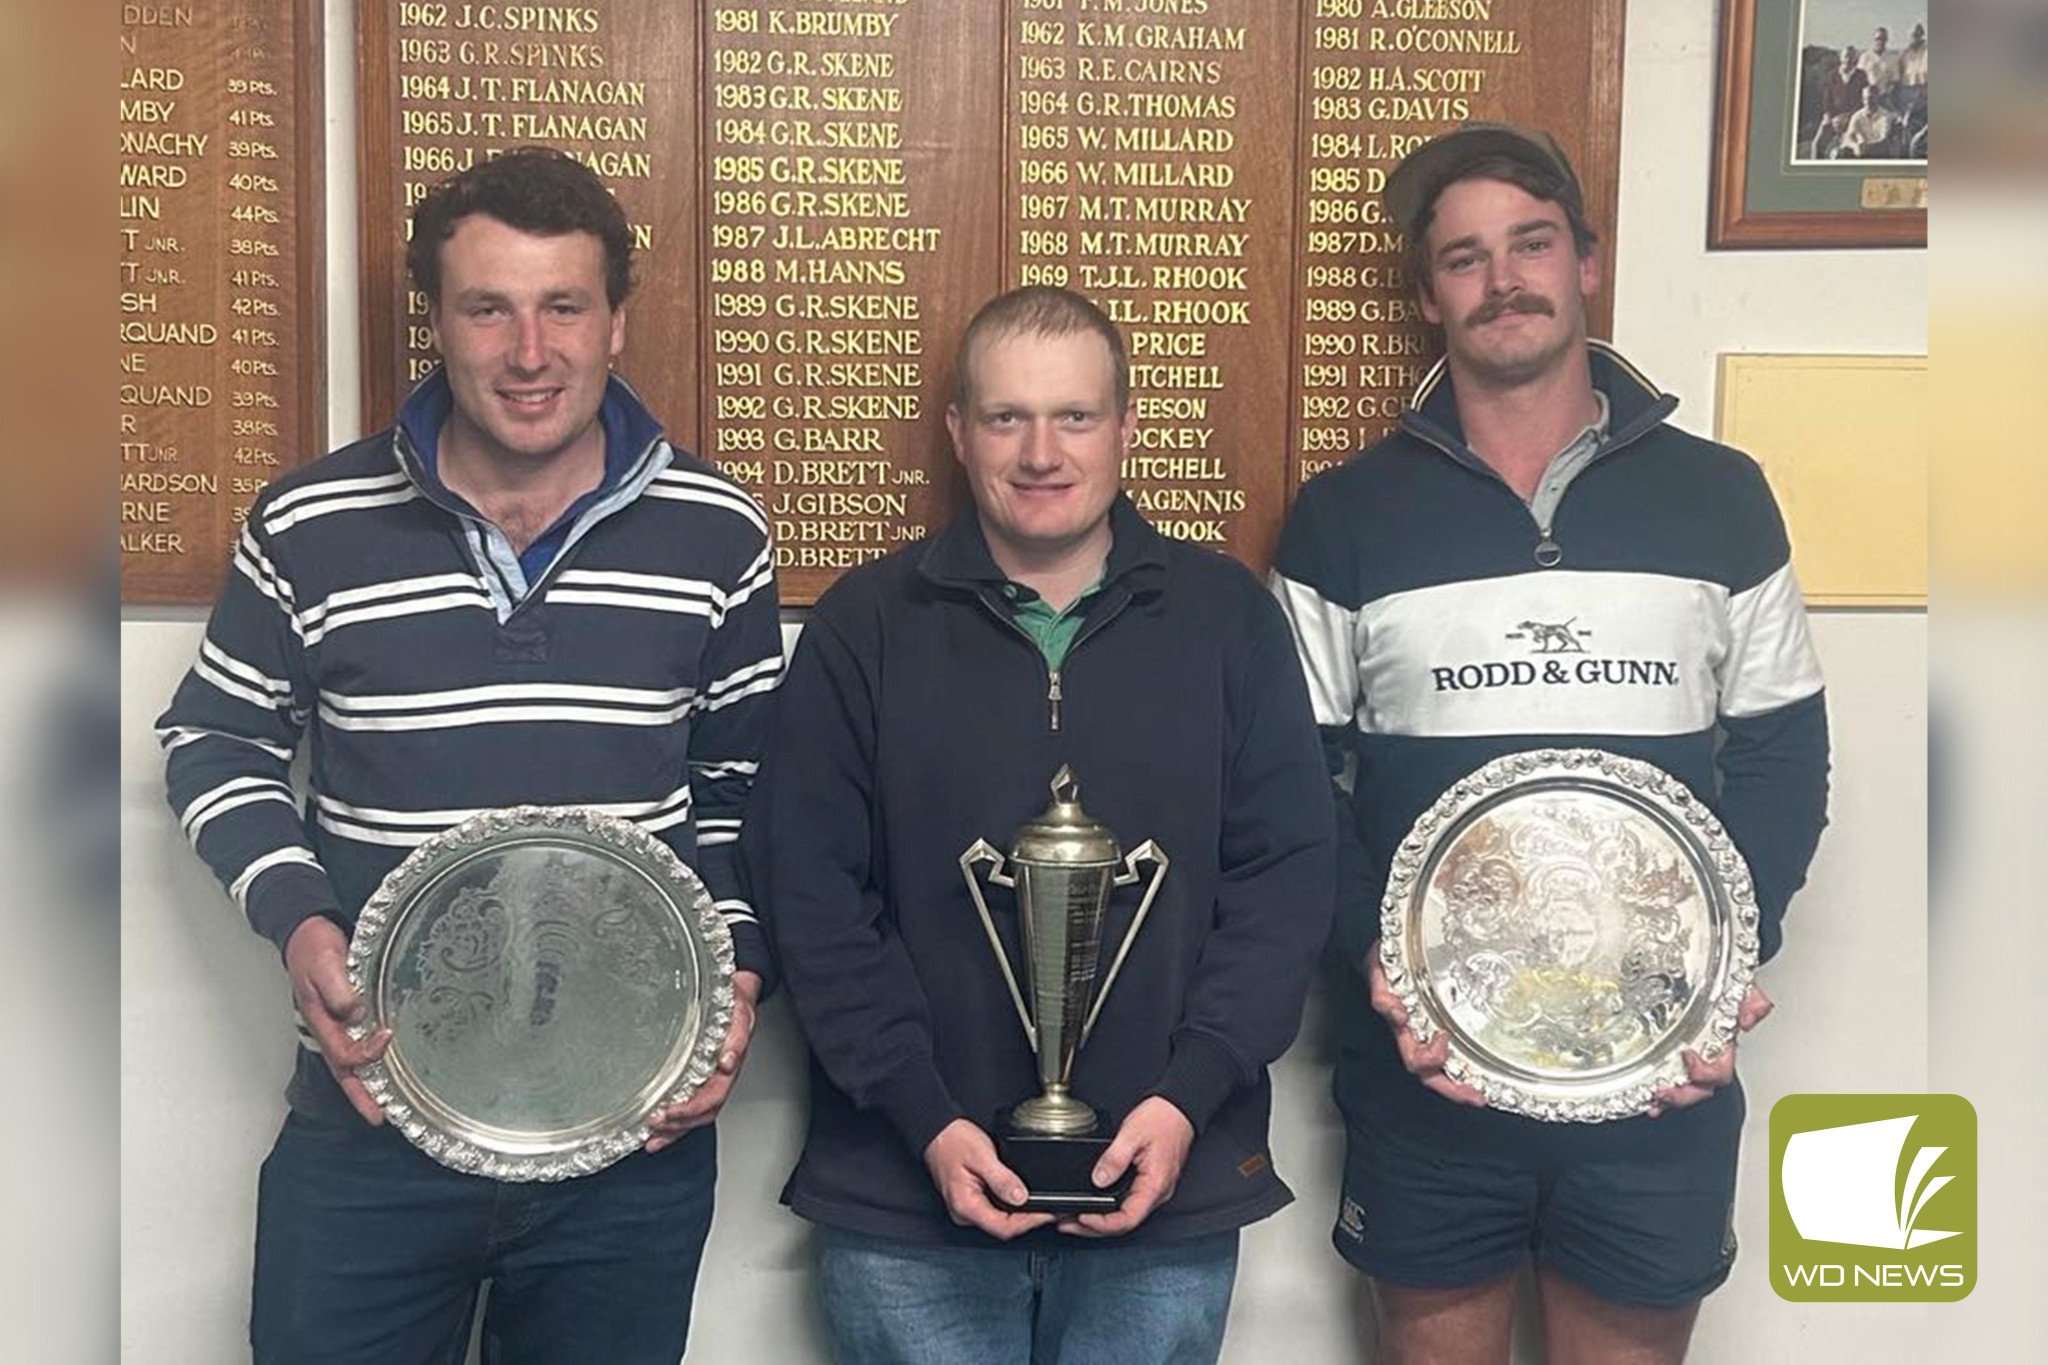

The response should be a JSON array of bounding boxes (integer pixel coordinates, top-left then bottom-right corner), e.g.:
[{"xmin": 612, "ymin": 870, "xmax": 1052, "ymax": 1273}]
[{"xmin": 1004, "ymin": 578, "xmax": 1104, "ymax": 669}]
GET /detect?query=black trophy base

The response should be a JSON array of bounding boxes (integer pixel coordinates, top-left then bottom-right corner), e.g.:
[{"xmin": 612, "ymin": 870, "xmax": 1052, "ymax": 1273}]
[{"xmin": 993, "ymin": 1107, "xmax": 1133, "ymax": 1213}]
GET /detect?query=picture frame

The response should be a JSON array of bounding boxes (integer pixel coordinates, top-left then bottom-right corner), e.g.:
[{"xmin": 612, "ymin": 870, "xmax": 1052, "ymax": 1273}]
[{"xmin": 1710, "ymin": 0, "xmax": 1927, "ymax": 249}]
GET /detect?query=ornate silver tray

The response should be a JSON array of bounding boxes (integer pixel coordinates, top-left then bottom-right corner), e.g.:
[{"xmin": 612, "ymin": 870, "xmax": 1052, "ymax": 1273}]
[
  {"xmin": 1378, "ymin": 750, "xmax": 1758, "ymax": 1122},
  {"xmin": 347, "ymin": 806, "xmax": 734, "ymax": 1180}
]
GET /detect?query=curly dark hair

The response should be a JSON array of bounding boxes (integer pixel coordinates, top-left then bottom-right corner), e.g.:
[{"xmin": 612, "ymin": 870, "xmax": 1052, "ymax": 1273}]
[{"xmin": 406, "ymin": 146, "xmax": 634, "ymax": 307}]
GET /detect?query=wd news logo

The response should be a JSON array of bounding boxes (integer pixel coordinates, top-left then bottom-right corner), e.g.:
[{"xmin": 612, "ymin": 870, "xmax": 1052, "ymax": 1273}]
[{"xmin": 1769, "ymin": 1094, "xmax": 1975, "ymax": 1301}]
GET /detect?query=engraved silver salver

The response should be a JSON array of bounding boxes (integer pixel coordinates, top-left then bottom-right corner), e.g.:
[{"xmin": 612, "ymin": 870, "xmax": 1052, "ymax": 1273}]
[
  {"xmin": 1379, "ymin": 750, "xmax": 1759, "ymax": 1123},
  {"xmin": 346, "ymin": 806, "xmax": 734, "ymax": 1180}
]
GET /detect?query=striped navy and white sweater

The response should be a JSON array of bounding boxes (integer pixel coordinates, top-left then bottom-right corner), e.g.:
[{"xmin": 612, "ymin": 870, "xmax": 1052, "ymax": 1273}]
[
  {"xmin": 159, "ymin": 372, "xmax": 782, "ymax": 1111},
  {"xmin": 1271, "ymin": 344, "xmax": 1829, "ymax": 1149}
]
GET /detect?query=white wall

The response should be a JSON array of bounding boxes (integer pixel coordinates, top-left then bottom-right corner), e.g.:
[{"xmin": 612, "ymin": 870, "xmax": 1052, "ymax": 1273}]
[{"xmin": 120, "ymin": 3, "xmax": 1928, "ymax": 1359}]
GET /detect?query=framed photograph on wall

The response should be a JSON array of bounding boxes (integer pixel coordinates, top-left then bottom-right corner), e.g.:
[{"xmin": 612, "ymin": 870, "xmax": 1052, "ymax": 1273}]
[{"xmin": 1711, "ymin": 0, "xmax": 1927, "ymax": 248}]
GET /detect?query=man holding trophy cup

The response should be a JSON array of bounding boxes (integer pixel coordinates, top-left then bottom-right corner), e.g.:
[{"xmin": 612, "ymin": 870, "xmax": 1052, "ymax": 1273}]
[{"xmin": 751, "ymin": 286, "xmax": 1336, "ymax": 1363}]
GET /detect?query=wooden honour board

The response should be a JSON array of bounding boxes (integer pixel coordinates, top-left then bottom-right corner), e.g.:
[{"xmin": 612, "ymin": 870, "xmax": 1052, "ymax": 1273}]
[
  {"xmin": 119, "ymin": 0, "xmax": 325, "ymax": 604},
  {"xmin": 354, "ymin": 0, "xmax": 1624, "ymax": 606}
]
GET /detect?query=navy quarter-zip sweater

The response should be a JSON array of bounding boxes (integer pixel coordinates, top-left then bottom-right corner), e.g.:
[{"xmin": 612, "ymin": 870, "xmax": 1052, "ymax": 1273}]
[
  {"xmin": 750, "ymin": 497, "xmax": 1337, "ymax": 1247},
  {"xmin": 1272, "ymin": 344, "xmax": 1830, "ymax": 1156}
]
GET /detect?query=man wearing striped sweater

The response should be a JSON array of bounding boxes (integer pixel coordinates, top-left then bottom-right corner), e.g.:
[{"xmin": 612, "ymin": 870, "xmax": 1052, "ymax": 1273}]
[{"xmin": 157, "ymin": 147, "xmax": 781, "ymax": 1363}]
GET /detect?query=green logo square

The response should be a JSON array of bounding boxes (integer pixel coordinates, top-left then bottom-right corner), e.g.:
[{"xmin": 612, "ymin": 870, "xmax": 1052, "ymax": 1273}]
[{"xmin": 1769, "ymin": 1094, "xmax": 1975, "ymax": 1301}]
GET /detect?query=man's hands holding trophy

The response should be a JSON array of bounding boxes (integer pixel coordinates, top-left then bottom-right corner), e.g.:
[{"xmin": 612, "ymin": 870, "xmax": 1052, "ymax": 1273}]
[{"xmin": 923, "ymin": 1096, "xmax": 1195, "ymax": 1240}]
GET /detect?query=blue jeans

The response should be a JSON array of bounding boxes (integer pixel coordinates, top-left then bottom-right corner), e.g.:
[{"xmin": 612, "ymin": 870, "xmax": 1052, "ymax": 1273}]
[
  {"xmin": 816, "ymin": 1226, "xmax": 1239, "ymax": 1365},
  {"xmin": 251, "ymin": 1109, "xmax": 715, "ymax": 1364}
]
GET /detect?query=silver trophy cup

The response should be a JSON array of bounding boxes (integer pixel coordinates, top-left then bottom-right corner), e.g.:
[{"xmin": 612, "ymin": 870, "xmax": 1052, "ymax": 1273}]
[{"xmin": 960, "ymin": 766, "xmax": 1168, "ymax": 1210}]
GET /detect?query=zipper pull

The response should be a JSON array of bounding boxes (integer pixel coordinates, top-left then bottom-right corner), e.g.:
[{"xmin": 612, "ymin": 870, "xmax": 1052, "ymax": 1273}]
[
  {"xmin": 1048, "ymin": 670, "xmax": 1063, "ymax": 732},
  {"xmin": 1534, "ymin": 529, "xmax": 1562, "ymax": 568}
]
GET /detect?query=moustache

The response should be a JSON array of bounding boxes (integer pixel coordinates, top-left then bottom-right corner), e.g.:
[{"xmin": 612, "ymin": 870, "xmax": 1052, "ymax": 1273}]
[{"xmin": 1466, "ymin": 294, "xmax": 1555, "ymax": 327}]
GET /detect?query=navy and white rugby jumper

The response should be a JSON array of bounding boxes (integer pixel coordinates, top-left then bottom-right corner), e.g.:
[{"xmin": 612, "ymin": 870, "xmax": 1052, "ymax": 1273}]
[{"xmin": 159, "ymin": 372, "xmax": 783, "ymax": 1112}]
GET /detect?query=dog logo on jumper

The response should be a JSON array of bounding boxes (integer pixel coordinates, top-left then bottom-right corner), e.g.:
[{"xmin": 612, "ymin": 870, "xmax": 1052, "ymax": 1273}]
[
  {"xmin": 1507, "ymin": 617, "xmax": 1590, "ymax": 653},
  {"xmin": 1429, "ymin": 615, "xmax": 1679, "ymax": 694}
]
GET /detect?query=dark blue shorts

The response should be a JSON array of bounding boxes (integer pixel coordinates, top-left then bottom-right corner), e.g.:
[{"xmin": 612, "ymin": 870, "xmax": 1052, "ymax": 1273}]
[{"xmin": 1331, "ymin": 1102, "xmax": 1741, "ymax": 1310}]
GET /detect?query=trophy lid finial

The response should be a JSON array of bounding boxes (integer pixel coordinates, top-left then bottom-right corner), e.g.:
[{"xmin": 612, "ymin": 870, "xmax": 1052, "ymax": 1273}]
[{"xmin": 1011, "ymin": 765, "xmax": 1121, "ymax": 866}]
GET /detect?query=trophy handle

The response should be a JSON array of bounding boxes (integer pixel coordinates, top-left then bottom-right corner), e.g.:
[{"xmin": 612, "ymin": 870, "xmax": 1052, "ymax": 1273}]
[
  {"xmin": 959, "ymin": 839, "xmax": 1036, "ymax": 1049},
  {"xmin": 1079, "ymin": 839, "xmax": 1170, "ymax": 1046}
]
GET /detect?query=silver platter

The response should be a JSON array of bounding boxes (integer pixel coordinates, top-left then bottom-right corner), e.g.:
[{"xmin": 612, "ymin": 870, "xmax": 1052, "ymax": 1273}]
[
  {"xmin": 347, "ymin": 806, "xmax": 734, "ymax": 1180},
  {"xmin": 1378, "ymin": 749, "xmax": 1758, "ymax": 1123}
]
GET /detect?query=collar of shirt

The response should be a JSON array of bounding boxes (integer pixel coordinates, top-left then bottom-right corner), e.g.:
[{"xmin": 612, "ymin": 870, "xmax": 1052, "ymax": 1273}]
[
  {"xmin": 1526, "ymin": 389, "xmax": 1612, "ymax": 529},
  {"xmin": 399, "ymin": 378, "xmax": 637, "ymax": 582},
  {"xmin": 1003, "ymin": 576, "xmax": 1106, "ymax": 670}
]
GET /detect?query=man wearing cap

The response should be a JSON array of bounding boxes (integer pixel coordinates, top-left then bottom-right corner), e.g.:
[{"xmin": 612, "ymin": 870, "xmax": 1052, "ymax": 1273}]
[{"xmin": 1270, "ymin": 126, "xmax": 1829, "ymax": 1362}]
